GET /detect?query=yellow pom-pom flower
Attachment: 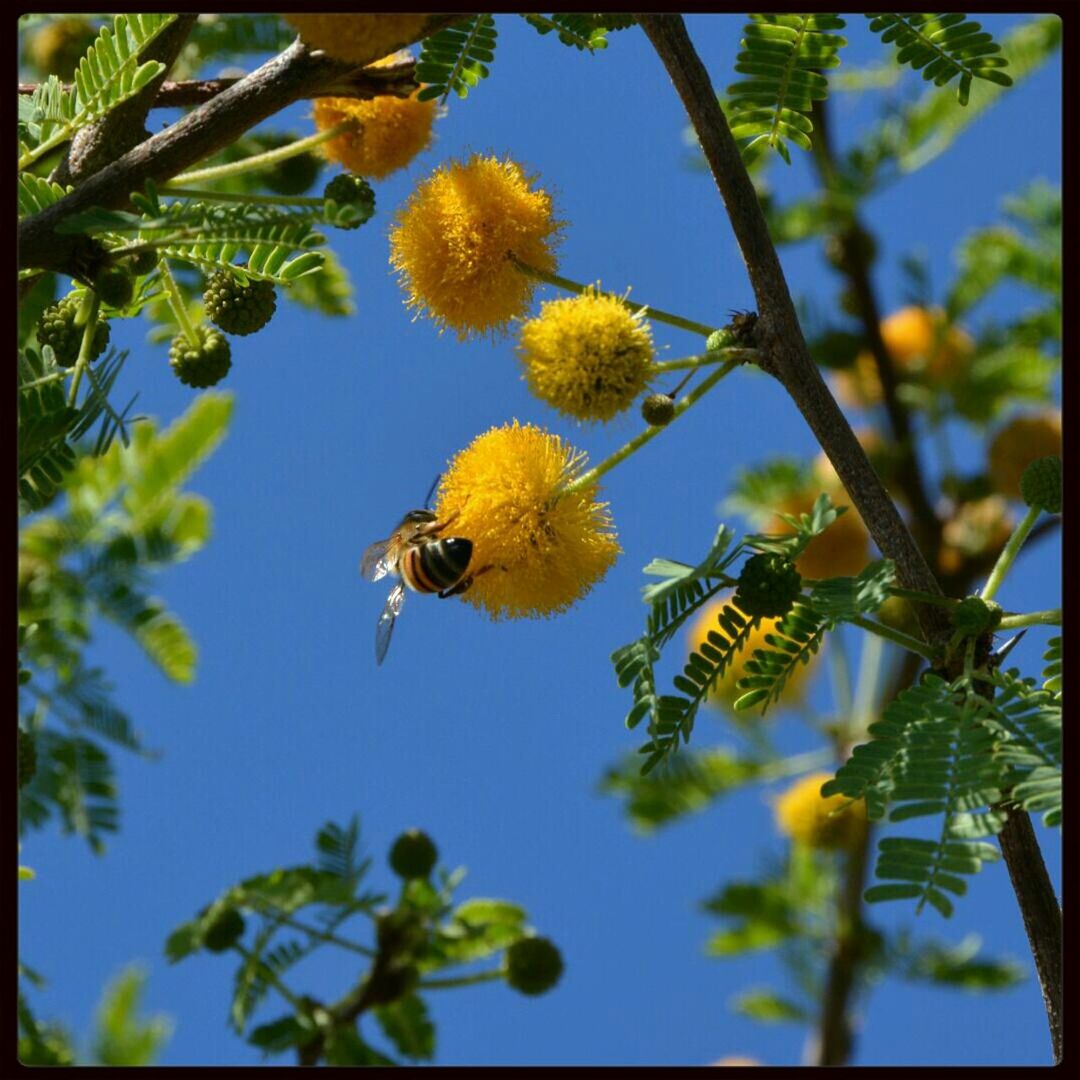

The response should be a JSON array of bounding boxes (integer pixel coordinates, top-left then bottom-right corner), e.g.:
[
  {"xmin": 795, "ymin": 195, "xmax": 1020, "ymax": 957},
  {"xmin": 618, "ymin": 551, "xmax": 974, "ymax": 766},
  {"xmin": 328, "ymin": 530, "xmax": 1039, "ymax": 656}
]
[
  {"xmin": 285, "ymin": 13, "xmax": 431, "ymax": 63},
  {"xmin": 433, "ymin": 422, "xmax": 619, "ymax": 620},
  {"xmin": 773, "ymin": 772, "xmax": 867, "ymax": 850},
  {"xmin": 686, "ymin": 596, "xmax": 817, "ymax": 709},
  {"xmin": 312, "ymin": 53, "xmax": 436, "ymax": 180},
  {"xmin": 517, "ymin": 288, "xmax": 655, "ymax": 422},
  {"xmin": 389, "ymin": 155, "xmax": 563, "ymax": 339},
  {"xmin": 833, "ymin": 306, "xmax": 974, "ymax": 408},
  {"xmin": 987, "ymin": 409, "xmax": 1062, "ymax": 501}
]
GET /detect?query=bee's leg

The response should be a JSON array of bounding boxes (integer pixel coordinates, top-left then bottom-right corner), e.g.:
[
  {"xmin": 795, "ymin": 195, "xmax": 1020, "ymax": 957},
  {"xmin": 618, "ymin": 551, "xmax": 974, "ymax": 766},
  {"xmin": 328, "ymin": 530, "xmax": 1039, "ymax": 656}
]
[
  {"xmin": 437, "ymin": 564, "xmax": 493, "ymax": 599},
  {"xmin": 417, "ymin": 510, "xmax": 460, "ymax": 538}
]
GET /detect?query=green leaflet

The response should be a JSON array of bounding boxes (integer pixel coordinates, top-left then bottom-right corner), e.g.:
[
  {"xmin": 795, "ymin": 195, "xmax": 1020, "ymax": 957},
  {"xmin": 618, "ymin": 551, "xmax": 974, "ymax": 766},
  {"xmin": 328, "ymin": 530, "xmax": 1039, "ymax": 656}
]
[
  {"xmin": 416, "ymin": 15, "xmax": 497, "ymax": 104},
  {"xmin": 725, "ymin": 14, "xmax": 848, "ymax": 165},
  {"xmin": 865, "ymin": 14, "xmax": 1012, "ymax": 106}
]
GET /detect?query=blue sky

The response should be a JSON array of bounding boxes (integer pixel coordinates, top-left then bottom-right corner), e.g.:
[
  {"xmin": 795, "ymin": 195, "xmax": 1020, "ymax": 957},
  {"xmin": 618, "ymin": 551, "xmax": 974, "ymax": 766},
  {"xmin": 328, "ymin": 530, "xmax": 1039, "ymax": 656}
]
[{"xmin": 20, "ymin": 15, "xmax": 1061, "ymax": 1066}]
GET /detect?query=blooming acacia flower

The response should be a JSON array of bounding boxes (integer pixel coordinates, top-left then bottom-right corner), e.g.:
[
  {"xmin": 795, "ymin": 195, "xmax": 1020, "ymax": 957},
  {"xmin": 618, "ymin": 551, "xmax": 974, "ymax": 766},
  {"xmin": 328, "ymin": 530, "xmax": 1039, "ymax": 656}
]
[
  {"xmin": 833, "ymin": 306, "xmax": 973, "ymax": 408},
  {"xmin": 773, "ymin": 772, "xmax": 867, "ymax": 850},
  {"xmin": 312, "ymin": 53, "xmax": 436, "ymax": 180},
  {"xmin": 686, "ymin": 596, "xmax": 817, "ymax": 709},
  {"xmin": 517, "ymin": 288, "xmax": 655, "ymax": 422},
  {"xmin": 987, "ymin": 409, "xmax": 1062, "ymax": 501},
  {"xmin": 767, "ymin": 486, "xmax": 871, "ymax": 581},
  {"xmin": 284, "ymin": 13, "xmax": 431, "ymax": 63},
  {"xmin": 389, "ymin": 155, "xmax": 562, "ymax": 339},
  {"xmin": 433, "ymin": 422, "xmax": 619, "ymax": 620}
]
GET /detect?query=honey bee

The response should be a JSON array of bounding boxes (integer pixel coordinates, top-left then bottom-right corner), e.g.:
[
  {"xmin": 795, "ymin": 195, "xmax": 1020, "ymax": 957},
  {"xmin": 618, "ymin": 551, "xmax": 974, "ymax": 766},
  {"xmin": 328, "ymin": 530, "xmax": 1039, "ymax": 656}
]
[{"xmin": 361, "ymin": 481, "xmax": 486, "ymax": 665}]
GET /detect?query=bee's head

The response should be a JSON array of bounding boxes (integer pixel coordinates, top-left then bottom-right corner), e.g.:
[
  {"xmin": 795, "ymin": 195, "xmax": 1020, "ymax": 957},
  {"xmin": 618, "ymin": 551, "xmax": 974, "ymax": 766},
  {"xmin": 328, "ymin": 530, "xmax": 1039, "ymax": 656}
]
[{"xmin": 397, "ymin": 508, "xmax": 438, "ymax": 539}]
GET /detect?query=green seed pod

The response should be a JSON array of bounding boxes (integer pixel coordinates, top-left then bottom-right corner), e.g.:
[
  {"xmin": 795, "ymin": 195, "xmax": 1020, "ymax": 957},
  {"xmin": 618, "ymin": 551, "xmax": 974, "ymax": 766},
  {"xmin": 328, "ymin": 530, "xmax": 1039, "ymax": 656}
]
[
  {"xmin": 952, "ymin": 596, "xmax": 1003, "ymax": 636},
  {"xmin": 1019, "ymin": 456, "xmax": 1062, "ymax": 515},
  {"xmin": 504, "ymin": 936, "xmax": 564, "ymax": 996},
  {"xmin": 203, "ymin": 271, "xmax": 277, "ymax": 336},
  {"xmin": 203, "ymin": 907, "xmax": 245, "ymax": 952},
  {"xmin": 389, "ymin": 829, "xmax": 438, "ymax": 880},
  {"xmin": 735, "ymin": 553, "xmax": 802, "ymax": 618},
  {"xmin": 641, "ymin": 393, "xmax": 676, "ymax": 427},
  {"xmin": 323, "ymin": 173, "xmax": 376, "ymax": 230},
  {"xmin": 92, "ymin": 265, "xmax": 136, "ymax": 309},
  {"xmin": 36, "ymin": 295, "xmax": 111, "ymax": 367},
  {"xmin": 169, "ymin": 325, "xmax": 232, "ymax": 388}
]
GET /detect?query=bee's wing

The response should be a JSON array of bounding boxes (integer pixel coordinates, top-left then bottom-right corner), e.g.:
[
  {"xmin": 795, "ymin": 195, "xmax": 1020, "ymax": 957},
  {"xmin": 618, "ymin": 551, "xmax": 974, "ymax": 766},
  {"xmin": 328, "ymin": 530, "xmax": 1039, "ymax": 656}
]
[
  {"xmin": 360, "ymin": 537, "xmax": 394, "ymax": 582},
  {"xmin": 375, "ymin": 581, "xmax": 406, "ymax": 666}
]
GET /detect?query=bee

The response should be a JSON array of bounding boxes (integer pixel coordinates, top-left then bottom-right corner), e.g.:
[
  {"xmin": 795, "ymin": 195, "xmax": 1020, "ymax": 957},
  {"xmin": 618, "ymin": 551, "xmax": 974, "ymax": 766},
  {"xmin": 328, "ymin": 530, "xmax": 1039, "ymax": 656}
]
[{"xmin": 360, "ymin": 480, "xmax": 486, "ymax": 665}]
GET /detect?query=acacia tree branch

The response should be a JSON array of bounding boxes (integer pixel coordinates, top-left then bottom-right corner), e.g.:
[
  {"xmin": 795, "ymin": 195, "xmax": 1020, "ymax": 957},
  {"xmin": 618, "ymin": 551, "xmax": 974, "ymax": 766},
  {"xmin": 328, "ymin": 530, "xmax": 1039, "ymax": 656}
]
[
  {"xmin": 636, "ymin": 14, "xmax": 1060, "ymax": 1062},
  {"xmin": 51, "ymin": 14, "xmax": 199, "ymax": 187},
  {"xmin": 17, "ymin": 15, "xmax": 467, "ymax": 280},
  {"xmin": 19, "ymin": 61, "xmax": 419, "ymax": 108},
  {"xmin": 636, "ymin": 14, "xmax": 951, "ymax": 648}
]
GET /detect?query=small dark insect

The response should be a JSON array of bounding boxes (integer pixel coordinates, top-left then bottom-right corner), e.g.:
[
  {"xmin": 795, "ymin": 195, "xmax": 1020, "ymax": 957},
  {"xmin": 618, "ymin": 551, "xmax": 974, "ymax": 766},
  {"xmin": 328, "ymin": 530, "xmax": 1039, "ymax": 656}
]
[{"xmin": 725, "ymin": 309, "xmax": 758, "ymax": 343}]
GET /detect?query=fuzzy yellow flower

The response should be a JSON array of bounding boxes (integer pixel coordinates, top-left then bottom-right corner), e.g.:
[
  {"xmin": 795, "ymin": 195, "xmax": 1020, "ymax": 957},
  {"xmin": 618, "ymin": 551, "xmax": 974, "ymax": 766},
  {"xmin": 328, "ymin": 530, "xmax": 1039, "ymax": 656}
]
[
  {"xmin": 433, "ymin": 422, "xmax": 619, "ymax": 620},
  {"xmin": 389, "ymin": 155, "xmax": 562, "ymax": 339},
  {"xmin": 686, "ymin": 596, "xmax": 817, "ymax": 709},
  {"xmin": 285, "ymin": 13, "xmax": 431, "ymax": 64},
  {"xmin": 773, "ymin": 772, "xmax": 867, "ymax": 850},
  {"xmin": 987, "ymin": 409, "xmax": 1062, "ymax": 501},
  {"xmin": 517, "ymin": 288, "xmax": 654, "ymax": 422},
  {"xmin": 312, "ymin": 53, "xmax": 436, "ymax": 180},
  {"xmin": 833, "ymin": 306, "xmax": 974, "ymax": 408}
]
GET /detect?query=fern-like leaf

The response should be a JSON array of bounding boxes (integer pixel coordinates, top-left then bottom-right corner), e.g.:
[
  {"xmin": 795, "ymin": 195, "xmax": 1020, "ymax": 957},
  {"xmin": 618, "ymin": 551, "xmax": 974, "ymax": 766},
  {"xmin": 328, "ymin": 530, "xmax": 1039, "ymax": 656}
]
[
  {"xmin": 733, "ymin": 603, "xmax": 830, "ymax": 714},
  {"xmin": 726, "ymin": 14, "xmax": 847, "ymax": 164},
  {"xmin": 807, "ymin": 559, "xmax": 895, "ymax": 618},
  {"xmin": 416, "ymin": 15, "xmax": 497, "ymax": 103},
  {"xmin": 18, "ymin": 15, "xmax": 178, "ymax": 171},
  {"xmin": 522, "ymin": 14, "xmax": 613, "ymax": 51},
  {"xmin": 866, "ymin": 14, "xmax": 1013, "ymax": 106},
  {"xmin": 1041, "ymin": 635, "xmax": 1061, "ymax": 695}
]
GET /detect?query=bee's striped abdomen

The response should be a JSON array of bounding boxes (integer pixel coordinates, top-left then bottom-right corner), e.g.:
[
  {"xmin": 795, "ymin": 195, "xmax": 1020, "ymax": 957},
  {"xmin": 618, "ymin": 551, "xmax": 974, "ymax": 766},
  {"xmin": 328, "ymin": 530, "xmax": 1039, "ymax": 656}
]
[{"xmin": 402, "ymin": 538, "xmax": 472, "ymax": 594}]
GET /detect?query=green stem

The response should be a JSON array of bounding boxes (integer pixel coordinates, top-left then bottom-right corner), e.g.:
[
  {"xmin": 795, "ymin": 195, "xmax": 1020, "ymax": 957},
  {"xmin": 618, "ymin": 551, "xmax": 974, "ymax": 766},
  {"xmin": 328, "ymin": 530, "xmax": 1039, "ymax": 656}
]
[
  {"xmin": 169, "ymin": 120, "xmax": 355, "ymax": 185},
  {"xmin": 161, "ymin": 187, "xmax": 325, "ymax": 207},
  {"xmin": 980, "ymin": 505, "xmax": 1041, "ymax": 603},
  {"xmin": 998, "ymin": 608, "xmax": 1062, "ymax": 630},
  {"xmin": 267, "ymin": 912, "xmax": 376, "ymax": 958},
  {"xmin": 66, "ymin": 292, "xmax": 102, "ymax": 407},
  {"xmin": 511, "ymin": 256, "xmax": 718, "ymax": 337},
  {"xmin": 650, "ymin": 349, "xmax": 757, "ymax": 374},
  {"xmin": 418, "ymin": 969, "xmax": 504, "ymax": 991},
  {"xmin": 157, "ymin": 260, "xmax": 199, "ymax": 346},
  {"xmin": 559, "ymin": 357, "xmax": 740, "ymax": 497},
  {"xmin": 845, "ymin": 613, "xmax": 937, "ymax": 662}
]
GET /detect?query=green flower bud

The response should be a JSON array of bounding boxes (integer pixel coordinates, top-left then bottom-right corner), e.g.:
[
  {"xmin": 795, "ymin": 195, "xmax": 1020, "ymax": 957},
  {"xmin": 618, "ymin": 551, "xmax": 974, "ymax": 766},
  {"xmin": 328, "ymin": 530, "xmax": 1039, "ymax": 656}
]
[
  {"xmin": 203, "ymin": 907, "xmax": 245, "ymax": 952},
  {"xmin": 36, "ymin": 296, "xmax": 111, "ymax": 367},
  {"xmin": 735, "ymin": 553, "xmax": 802, "ymax": 618},
  {"xmin": 169, "ymin": 325, "xmax": 231, "ymax": 388},
  {"xmin": 504, "ymin": 936, "xmax": 563, "ymax": 996},
  {"xmin": 640, "ymin": 393, "xmax": 676, "ymax": 427},
  {"xmin": 389, "ymin": 829, "xmax": 438, "ymax": 880},
  {"xmin": 323, "ymin": 173, "xmax": 376, "ymax": 230},
  {"xmin": 203, "ymin": 271, "xmax": 277, "ymax": 337},
  {"xmin": 1019, "ymin": 456, "xmax": 1062, "ymax": 515},
  {"xmin": 92, "ymin": 265, "xmax": 135, "ymax": 309},
  {"xmin": 953, "ymin": 596, "xmax": 1003, "ymax": 636}
]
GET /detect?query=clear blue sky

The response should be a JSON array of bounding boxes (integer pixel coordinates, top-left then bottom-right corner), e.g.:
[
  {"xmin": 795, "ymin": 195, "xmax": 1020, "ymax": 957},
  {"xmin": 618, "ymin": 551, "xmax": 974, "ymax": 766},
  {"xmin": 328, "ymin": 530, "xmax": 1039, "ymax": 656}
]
[{"xmin": 20, "ymin": 15, "xmax": 1061, "ymax": 1066}]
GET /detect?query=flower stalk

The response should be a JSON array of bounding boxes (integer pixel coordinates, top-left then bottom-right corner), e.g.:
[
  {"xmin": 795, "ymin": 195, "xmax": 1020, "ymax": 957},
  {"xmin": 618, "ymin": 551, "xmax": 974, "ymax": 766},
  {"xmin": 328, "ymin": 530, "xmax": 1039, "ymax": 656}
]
[
  {"xmin": 511, "ymin": 256, "xmax": 718, "ymax": 337},
  {"xmin": 558, "ymin": 356, "xmax": 741, "ymax": 497}
]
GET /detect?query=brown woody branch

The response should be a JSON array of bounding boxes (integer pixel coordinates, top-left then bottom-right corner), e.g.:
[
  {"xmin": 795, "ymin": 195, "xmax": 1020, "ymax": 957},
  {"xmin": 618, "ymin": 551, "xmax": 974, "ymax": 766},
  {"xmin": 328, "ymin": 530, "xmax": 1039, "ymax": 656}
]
[
  {"xmin": 17, "ymin": 15, "xmax": 466, "ymax": 281},
  {"xmin": 19, "ymin": 62, "xmax": 419, "ymax": 108},
  {"xmin": 636, "ymin": 14, "xmax": 1060, "ymax": 1062}
]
